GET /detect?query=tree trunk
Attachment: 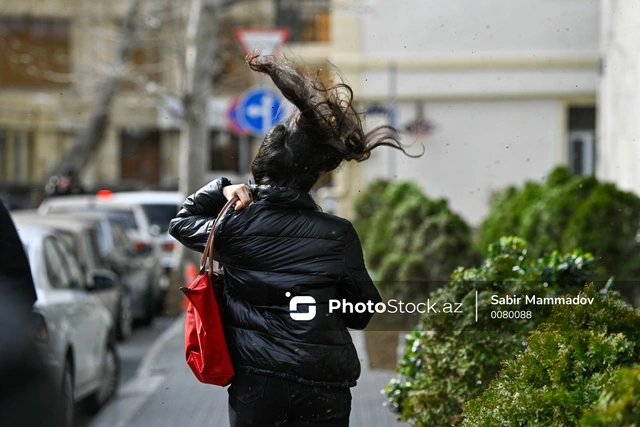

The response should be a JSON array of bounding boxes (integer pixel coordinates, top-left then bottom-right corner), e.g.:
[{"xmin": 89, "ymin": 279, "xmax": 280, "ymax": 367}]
[
  {"xmin": 179, "ymin": 0, "xmax": 219, "ymax": 198},
  {"xmin": 33, "ymin": 0, "xmax": 141, "ymax": 205},
  {"xmin": 171, "ymin": 0, "xmax": 220, "ymax": 301}
]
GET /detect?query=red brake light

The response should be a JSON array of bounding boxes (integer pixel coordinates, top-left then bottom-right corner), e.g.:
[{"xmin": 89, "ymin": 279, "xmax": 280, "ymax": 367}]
[
  {"xmin": 96, "ymin": 189, "xmax": 113, "ymax": 200},
  {"xmin": 134, "ymin": 241, "xmax": 153, "ymax": 254},
  {"xmin": 163, "ymin": 242, "xmax": 175, "ymax": 251}
]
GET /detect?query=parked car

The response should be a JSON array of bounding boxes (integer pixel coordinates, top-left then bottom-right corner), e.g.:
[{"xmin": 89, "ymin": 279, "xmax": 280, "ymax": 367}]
[
  {"xmin": 13, "ymin": 212, "xmax": 134, "ymax": 339},
  {"xmin": 38, "ymin": 194, "xmax": 164, "ymax": 320},
  {"xmin": 106, "ymin": 191, "xmax": 182, "ymax": 279},
  {"xmin": 14, "ymin": 223, "xmax": 120, "ymax": 427},
  {"xmin": 43, "ymin": 210, "xmax": 157, "ymax": 326}
]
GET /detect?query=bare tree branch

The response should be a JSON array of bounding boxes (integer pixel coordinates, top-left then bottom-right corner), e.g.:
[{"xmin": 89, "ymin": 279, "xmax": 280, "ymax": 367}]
[{"xmin": 34, "ymin": 0, "xmax": 141, "ymax": 204}]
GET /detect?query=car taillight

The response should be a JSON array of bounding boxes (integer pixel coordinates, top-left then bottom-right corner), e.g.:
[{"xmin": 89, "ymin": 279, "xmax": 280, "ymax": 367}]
[
  {"xmin": 134, "ymin": 241, "xmax": 153, "ymax": 254},
  {"xmin": 162, "ymin": 242, "xmax": 175, "ymax": 251},
  {"xmin": 30, "ymin": 311, "xmax": 49, "ymax": 343}
]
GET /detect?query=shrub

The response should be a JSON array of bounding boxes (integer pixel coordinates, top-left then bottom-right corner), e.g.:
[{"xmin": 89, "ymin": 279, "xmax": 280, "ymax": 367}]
[
  {"xmin": 352, "ymin": 178, "xmax": 390, "ymax": 240},
  {"xmin": 462, "ymin": 284, "xmax": 640, "ymax": 426},
  {"xmin": 353, "ymin": 180, "xmax": 478, "ymax": 301},
  {"xmin": 386, "ymin": 237, "xmax": 594, "ymax": 426},
  {"xmin": 355, "ymin": 180, "xmax": 422, "ymax": 271},
  {"xmin": 477, "ymin": 182, "xmax": 542, "ymax": 253},
  {"xmin": 580, "ymin": 365, "xmax": 640, "ymax": 426},
  {"xmin": 477, "ymin": 166, "xmax": 640, "ymax": 287}
]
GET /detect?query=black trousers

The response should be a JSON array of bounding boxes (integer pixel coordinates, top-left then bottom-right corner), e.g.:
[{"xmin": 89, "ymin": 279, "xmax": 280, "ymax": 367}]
[{"xmin": 228, "ymin": 372, "xmax": 352, "ymax": 426}]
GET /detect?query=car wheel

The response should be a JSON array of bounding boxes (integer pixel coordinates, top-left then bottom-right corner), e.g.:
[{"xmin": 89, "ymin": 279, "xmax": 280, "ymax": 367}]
[
  {"xmin": 86, "ymin": 343, "xmax": 120, "ymax": 413},
  {"xmin": 61, "ymin": 361, "xmax": 74, "ymax": 427},
  {"xmin": 116, "ymin": 290, "xmax": 133, "ymax": 341}
]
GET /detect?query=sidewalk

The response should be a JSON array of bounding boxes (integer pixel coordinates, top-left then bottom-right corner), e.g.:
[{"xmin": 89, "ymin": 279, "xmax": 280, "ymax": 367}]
[{"xmin": 90, "ymin": 315, "xmax": 408, "ymax": 427}]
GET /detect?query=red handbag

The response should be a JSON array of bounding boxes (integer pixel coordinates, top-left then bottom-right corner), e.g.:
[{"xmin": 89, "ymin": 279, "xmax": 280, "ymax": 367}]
[{"xmin": 180, "ymin": 196, "xmax": 238, "ymax": 386}]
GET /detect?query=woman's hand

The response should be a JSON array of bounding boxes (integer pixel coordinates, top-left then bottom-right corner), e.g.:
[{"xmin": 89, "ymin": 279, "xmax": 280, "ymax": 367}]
[{"xmin": 223, "ymin": 184, "xmax": 252, "ymax": 211}]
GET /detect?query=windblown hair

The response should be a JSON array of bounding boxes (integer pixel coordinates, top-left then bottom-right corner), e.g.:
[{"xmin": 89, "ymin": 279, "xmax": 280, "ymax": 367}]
[{"xmin": 248, "ymin": 53, "xmax": 422, "ymax": 192}]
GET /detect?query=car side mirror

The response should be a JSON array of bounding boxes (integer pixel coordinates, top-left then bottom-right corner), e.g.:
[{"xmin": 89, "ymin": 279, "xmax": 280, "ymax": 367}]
[
  {"xmin": 90, "ymin": 270, "xmax": 118, "ymax": 291},
  {"xmin": 149, "ymin": 224, "xmax": 161, "ymax": 237}
]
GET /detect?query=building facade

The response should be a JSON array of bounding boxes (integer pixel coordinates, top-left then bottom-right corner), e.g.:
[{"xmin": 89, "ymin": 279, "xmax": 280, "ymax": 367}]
[
  {"xmin": 0, "ymin": 0, "xmax": 333, "ymax": 199},
  {"xmin": 597, "ymin": 0, "xmax": 640, "ymax": 194},
  {"xmin": 324, "ymin": 0, "xmax": 600, "ymax": 224},
  {"xmin": 2, "ymin": 0, "xmax": 605, "ymax": 225}
]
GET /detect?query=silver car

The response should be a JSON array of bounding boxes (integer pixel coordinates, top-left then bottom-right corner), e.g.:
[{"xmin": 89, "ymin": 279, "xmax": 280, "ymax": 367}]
[
  {"xmin": 13, "ymin": 212, "xmax": 134, "ymax": 340},
  {"xmin": 15, "ymin": 223, "xmax": 120, "ymax": 427},
  {"xmin": 39, "ymin": 195, "xmax": 163, "ymax": 323}
]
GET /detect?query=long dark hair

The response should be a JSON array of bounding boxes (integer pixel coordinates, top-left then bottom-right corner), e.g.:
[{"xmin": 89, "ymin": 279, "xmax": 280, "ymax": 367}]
[{"xmin": 248, "ymin": 53, "xmax": 422, "ymax": 192}]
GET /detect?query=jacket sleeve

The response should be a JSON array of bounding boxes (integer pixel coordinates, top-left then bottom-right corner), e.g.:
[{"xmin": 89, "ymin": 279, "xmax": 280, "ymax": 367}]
[
  {"xmin": 340, "ymin": 223, "xmax": 382, "ymax": 330},
  {"xmin": 168, "ymin": 177, "xmax": 232, "ymax": 253}
]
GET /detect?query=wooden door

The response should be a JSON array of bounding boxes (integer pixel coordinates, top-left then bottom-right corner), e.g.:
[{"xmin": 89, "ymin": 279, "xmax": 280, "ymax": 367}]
[{"xmin": 120, "ymin": 129, "xmax": 160, "ymax": 186}]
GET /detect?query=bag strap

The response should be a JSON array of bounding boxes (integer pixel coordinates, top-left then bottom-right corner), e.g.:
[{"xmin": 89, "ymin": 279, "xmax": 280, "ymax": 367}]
[{"xmin": 200, "ymin": 196, "xmax": 239, "ymax": 280}]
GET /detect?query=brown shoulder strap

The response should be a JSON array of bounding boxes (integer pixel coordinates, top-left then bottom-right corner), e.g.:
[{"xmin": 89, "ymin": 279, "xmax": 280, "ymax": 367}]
[{"xmin": 200, "ymin": 196, "xmax": 239, "ymax": 279}]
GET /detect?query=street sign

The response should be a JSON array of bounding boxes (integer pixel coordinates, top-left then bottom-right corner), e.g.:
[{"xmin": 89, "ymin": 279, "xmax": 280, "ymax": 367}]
[
  {"xmin": 225, "ymin": 95, "xmax": 249, "ymax": 136},
  {"xmin": 234, "ymin": 27, "xmax": 291, "ymax": 57},
  {"xmin": 236, "ymin": 87, "xmax": 287, "ymax": 136}
]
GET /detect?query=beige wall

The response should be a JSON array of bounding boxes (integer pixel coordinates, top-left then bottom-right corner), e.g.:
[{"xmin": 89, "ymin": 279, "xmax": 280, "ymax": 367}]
[
  {"xmin": 324, "ymin": 0, "xmax": 600, "ymax": 224},
  {"xmin": 597, "ymin": 0, "xmax": 640, "ymax": 193}
]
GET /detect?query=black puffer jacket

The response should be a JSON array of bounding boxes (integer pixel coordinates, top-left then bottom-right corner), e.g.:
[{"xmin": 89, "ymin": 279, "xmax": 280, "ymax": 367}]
[{"xmin": 169, "ymin": 178, "xmax": 381, "ymax": 388}]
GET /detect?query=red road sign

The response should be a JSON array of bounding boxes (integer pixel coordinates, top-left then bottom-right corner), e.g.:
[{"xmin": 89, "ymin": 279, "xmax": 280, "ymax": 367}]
[{"xmin": 234, "ymin": 27, "xmax": 291, "ymax": 57}]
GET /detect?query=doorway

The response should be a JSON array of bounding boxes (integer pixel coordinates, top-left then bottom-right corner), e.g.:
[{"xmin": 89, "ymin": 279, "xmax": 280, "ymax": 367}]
[{"xmin": 120, "ymin": 129, "xmax": 160, "ymax": 186}]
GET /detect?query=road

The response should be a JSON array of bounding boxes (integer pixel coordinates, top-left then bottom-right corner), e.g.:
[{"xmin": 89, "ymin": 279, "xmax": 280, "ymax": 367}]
[{"xmin": 74, "ymin": 316, "xmax": 177, "ymax": 427}]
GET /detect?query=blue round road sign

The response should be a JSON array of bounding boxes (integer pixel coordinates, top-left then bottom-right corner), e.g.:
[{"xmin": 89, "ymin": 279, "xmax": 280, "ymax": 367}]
[{"xmin": 237, "ymin": 87, "xmax": 287, "ymax": 136}]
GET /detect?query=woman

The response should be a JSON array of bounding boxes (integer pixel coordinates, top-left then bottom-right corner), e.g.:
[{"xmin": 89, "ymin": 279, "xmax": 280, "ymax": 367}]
[{"xmin": 169, "ymin": 54, "xmax": 421, "ymax": 426}]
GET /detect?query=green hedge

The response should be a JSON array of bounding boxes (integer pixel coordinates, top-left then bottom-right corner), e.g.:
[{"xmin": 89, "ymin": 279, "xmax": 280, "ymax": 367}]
[
  {"xmin": 477, "ymin": 167, "xmax": 640, "ymax": 292},
  {"xmin": 353, "ymin": 179, "xmax": 478, "ymax": 302},
  {"xmin": 463, "ymin": 284, "xmax": 640, "ymax": 426},
  {"xmin": 580, "ymin": 365, "xmax": 640, "ymax": 426},
  {"xmin": 386, "ymin": 237, "xmax": 594, "ymax": 426}
]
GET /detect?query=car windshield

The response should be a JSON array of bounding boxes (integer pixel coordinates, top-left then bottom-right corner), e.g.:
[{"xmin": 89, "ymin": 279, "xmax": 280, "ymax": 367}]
[
  {"xmin": 102, "ymin": 210, "xmax": 138, "ymax": 231},
  {"xmin": 141, "ymin": 204, "xmax": 178, "ymax": 233},
  {"xmin": 48, "ymin": 205, "xmax": 138, "ymax": 230}
]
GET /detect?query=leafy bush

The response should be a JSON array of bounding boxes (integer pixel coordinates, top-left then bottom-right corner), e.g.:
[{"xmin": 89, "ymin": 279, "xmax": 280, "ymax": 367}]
[
  {"xmin": 386, "ymin": 237, "xmax": 594, "ymax": 426},
  {"xmin": 477, "ymin": 166, "xmax": 640, "ymax": 288},
  {"xmin": 352, "ymin": 178, "xmax": 390, "ymax": 243},
  {"xmin": 353, "ymin": 180, "xmax": 478, "ymax": 301},
  {"xmin": 463, "ymin": 284, "xmax": 640, "ymax": 426},
  {"xmin": 580, "ymin": 365, "xmax": 640, "ymax": 426},
  {"xmin": 477, "ymin": 182, "xmax": 543, "ymax": 252}
]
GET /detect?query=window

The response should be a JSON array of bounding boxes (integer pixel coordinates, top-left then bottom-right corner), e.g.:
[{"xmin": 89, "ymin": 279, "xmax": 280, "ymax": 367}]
[
  {"xmin": 43, "ymin": 237, "xmax": 72, "ymax": 289},
  {"xmin": 141, "ymin": 203, "xmax": 178, "ymax": 233},
  {"xmin": 104, "ymin": 209, "xmax": 138, "ymax": 231},
  {"xmin": 567, "ymin": 107, "xmax": 596, "ymax": 176},
  {"xmin": 112, "ymin": 224, "xmax": 134, "ymax": 256},
  {"xmin": 276, "ymin": 0, "xmax": 330, "ymax": 43},
  {"xmin": 0, "ymin": 16, "xmax": 70, "ymax": 87},
  {"xmin": 120, "ymin": 129, "xmax": 160, "ymax": 185},
  {"xmin": 14, "ymin": 129, "xmax": 35, "ymax": 181},
  {"xmin": 0, "ymin": 128, "xmax": 35, "ymax": 181},
  {"xmin": 209, "ymin": 131, "xmax": 240, "ymax": 172},
  {"xmin": 122, "ymin": 45, "xmax": 162, "ymax": 91},
  {"xmin": 55, "ymin": 238, "xmax": 86, "ymax": 288}
]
